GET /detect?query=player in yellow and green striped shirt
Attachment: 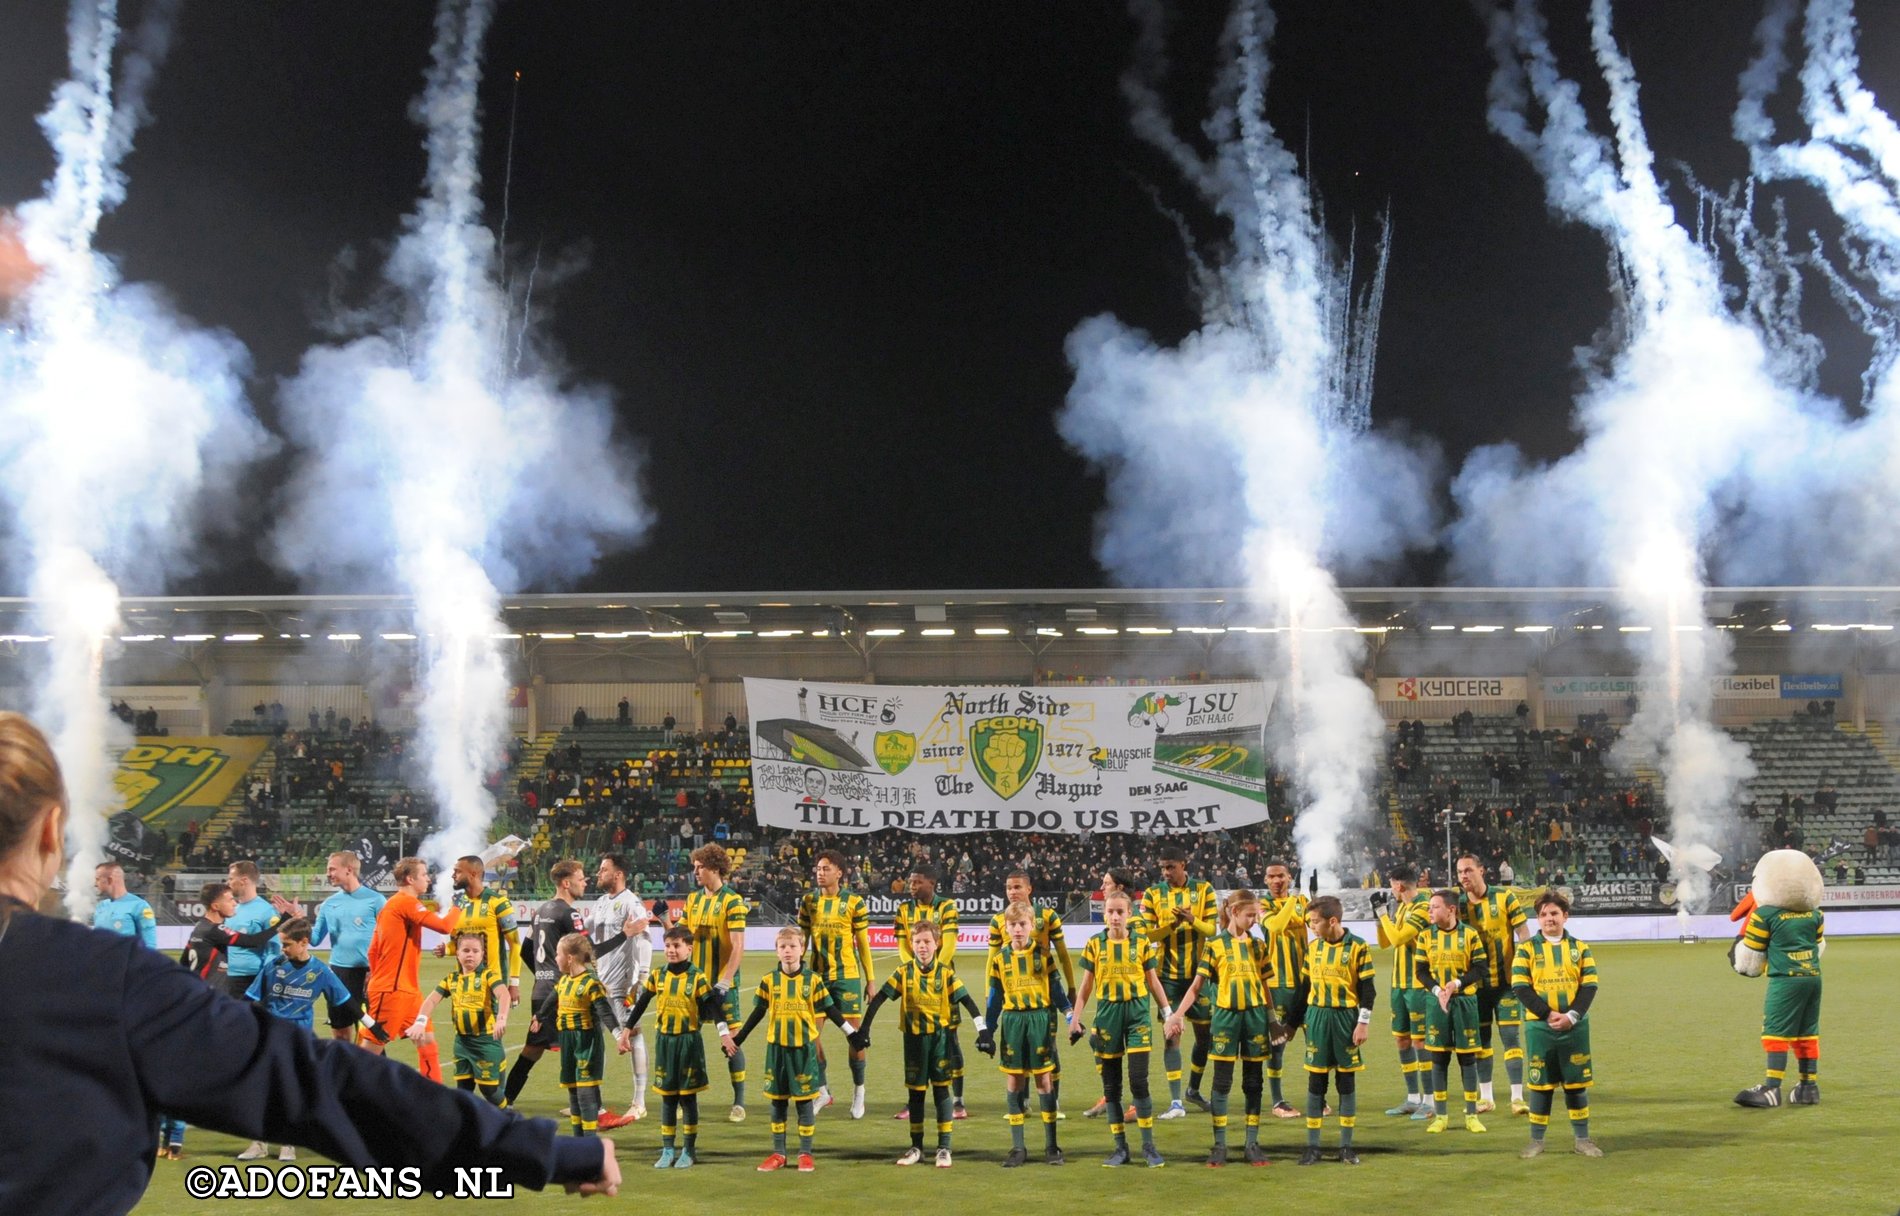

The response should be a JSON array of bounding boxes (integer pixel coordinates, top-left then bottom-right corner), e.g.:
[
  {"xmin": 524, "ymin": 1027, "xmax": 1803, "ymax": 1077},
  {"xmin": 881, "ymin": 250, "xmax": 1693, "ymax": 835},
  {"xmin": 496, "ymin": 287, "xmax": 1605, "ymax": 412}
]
[
  {"xmin": 1457, "ymin": 854, "xmax": 1530, "ymax": 1114},
  {"xmin": 622, "ymin": 925, "xmax": 731, "ymax": 1169},
  {"xmin": 1165, "ymin": 890, "xmax": 1277, "ymax": 1167},
  {"xmin": 1260, "ymin": 862, "xmax": 1311, "ymax": 1117},
  {"xmin": 411, "ymin": 931, "xmax": 511, "ymax": 1104},
  {"xmin": 1140, "ymin": 847, "xmax": 1218, "ymax": 1114},
  {"xmin": 1282, "ymin": 896, "xmax": 1377, "ymax": 1166},
  {"xmin": 1069, "ymin": 890, "xmax": 1169, "ymax": 1168},
  {"xmin": 1374, "ymin": 863, "xmax": 1435, "ymax": 1117},
  {"xmin": 893, "ymin": 865, "xmax": 967, "ymax": 1115},
  {"xmin": 1415, "ymin": 890, "xmax": 1489, "ymax": 1134},
  {"xmin": 799, "ymin": 849, "xmax": 873, "ymax": 1117},
  {"xmin": 529, "ymin": 934, "xmax": 630, "ymax": 1137},
  {"xmin": 731, "ymin": 927, "xmax": 860, "ymax": 1172},
  {"xmin": 676, "ymin": 843, "xmax": 749, "ymax": 1119},
  {"xmin": 981, "ymin": 902, "xmax": 1072, "ymax": 1167},
  {"xmin": 854, "ymin": 919, "xmax": 984, "ymax": 1167},
  {"xmin": 987, "ymin": 871, "xmax": 1074, "ymax": 1115},
  {"xmin": 1512, "ymin": 890, "xmax": 1601, "ymax": 1158}
]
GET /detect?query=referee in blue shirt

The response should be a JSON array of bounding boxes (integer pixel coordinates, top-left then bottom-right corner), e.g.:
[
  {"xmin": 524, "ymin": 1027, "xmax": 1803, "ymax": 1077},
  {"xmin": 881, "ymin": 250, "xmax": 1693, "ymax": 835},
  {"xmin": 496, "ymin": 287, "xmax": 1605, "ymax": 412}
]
[
  {"xmin": 310, "ymin": 848, "xmax": 386, "ymax": 1039},
  {"xmin": 0, "ymin": 712, "xmax": 622, "ymax": 1213},
  {"xmin": 90, "ymin": 861, "xmax": 156, "ymax": 948}
]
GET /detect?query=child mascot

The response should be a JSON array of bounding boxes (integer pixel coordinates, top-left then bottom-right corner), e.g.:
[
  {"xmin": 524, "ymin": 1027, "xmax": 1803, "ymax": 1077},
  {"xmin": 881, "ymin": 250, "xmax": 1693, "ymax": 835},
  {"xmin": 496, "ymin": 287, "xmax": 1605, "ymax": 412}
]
[{"xmin": 1728, "ymin": 849, "xmax": 1825, "ymax": 1108}]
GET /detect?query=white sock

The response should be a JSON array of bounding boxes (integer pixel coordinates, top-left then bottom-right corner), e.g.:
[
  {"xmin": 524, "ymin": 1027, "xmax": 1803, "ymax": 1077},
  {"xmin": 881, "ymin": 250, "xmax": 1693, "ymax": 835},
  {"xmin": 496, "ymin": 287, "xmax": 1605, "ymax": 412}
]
[
  {"xmin": 1510, "ymin": 1083, "xmax": 1523, "ymax": 1102},
  {"xmin": 631, "ymin": 1032, "xmax": 649, "ymax": 1099},
  {"xmin": 1480, "ymin": 1082, "xmax": 1495, "ymax": 1103}
]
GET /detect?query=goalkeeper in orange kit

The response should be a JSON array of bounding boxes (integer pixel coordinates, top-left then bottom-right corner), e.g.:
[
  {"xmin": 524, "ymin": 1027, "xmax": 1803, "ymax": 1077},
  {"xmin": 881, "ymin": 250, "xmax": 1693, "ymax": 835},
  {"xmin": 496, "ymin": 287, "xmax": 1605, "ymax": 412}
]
[{"xmin": 364, "ymin": 857, "xmax": 463, "ymax": 1081}]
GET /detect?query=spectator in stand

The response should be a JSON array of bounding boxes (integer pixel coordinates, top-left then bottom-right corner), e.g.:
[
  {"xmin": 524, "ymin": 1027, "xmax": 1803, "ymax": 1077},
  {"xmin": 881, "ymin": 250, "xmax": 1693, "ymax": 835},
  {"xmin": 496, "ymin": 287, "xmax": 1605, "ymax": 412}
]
[
  {"xmin": 617, "ymin": 697, "xmax": 631, "ymax": 726},
  {"xmin": 724, "ymin": 713, "xmax": 738, "ymax": 737},
  {"xmin": 662, "ymin": 714, "xmax": 677, "ymax": 744},
  {"xmin": 573, "ymin": 707, "xmax": 589, "ymax": 731}
]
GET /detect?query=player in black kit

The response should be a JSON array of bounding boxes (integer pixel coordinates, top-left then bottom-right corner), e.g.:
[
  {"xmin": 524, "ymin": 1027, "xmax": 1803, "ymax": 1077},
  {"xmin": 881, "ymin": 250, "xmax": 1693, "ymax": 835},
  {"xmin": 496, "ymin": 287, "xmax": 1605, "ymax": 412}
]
[{"xmin": 181, "ymin": 882, "xmax": 282, "ymax": 982}]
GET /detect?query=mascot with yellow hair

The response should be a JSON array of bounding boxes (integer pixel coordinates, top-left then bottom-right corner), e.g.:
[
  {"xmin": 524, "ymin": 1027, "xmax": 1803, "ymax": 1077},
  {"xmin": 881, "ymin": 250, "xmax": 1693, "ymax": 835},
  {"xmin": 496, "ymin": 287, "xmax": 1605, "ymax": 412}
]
[{"xmin": 1728, "ymin": 849, "xmax": 1825, "ymax": 1108}]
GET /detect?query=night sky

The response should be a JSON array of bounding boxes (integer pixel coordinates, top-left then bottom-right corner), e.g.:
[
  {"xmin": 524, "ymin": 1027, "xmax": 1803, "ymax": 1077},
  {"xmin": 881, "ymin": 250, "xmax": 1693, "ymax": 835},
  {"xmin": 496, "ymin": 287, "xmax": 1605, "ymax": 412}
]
[{"xmin": 3, "ymin": 2, "xmax": 1897, "ymax": 595}]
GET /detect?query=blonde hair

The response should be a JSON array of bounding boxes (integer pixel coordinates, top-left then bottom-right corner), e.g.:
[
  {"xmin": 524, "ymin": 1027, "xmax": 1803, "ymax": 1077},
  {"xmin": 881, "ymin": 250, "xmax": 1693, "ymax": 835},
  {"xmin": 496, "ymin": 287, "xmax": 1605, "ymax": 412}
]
[
  {"xmin": 909, "ymin": 920, "xmax": 941, "ymax": 942},
  {"xmin": 1003, "ymin": 900, "xmax": 1033, "ymax": 926},
  {"xmin": 1220, "ymin": 888, "xmax": 1258, "ymax": 929},
  {"xmin": 0, "ymin": 712, "xmax": 66, "ymax": 859},
  {"xmin": 557, "ymin": 932, "xmax": 595, "ymax": 965},
  {"xmin": 774, "ymin": 925, "xmax": 804, "ymax": 946},
  {"xmin": 393, "ymin": 857, "xmax": 426, "ymax": 885}
]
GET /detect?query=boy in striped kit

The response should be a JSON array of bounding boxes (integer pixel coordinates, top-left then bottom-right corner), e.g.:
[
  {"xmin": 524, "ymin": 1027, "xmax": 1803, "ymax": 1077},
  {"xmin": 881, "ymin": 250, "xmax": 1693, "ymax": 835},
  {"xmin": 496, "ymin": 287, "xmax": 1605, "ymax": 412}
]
[
  {"xmin": 892, "ymin": 865, "xmax": 967, "ymax": 1117},
  {"xmin": 1281, "ymin": 895, "xmax": 1376, "ymax": 1166},
  {"xmin": 623, "ymin": 924, "xmax": 732, "ymax": 1168},
  {"xmin": 731, "ymin": 926, "xmax": 860, "ymax": 1172},
  {"xmin": 1070, "ymin": 889, "xmax": 1169, "ymax": 1167},
  {"xmin": 854, "ymin": 920, "xmax": 984, "ymax": 1167},
  {"xmin": 409, "ymin": 930, "xmax": 511, "ymax": 1106},
  {"xmin": 982, "ymin": 901, "xmax": 1071, "ymax": 1167},
  {"xmin": 1414, "ymin": 890, "xmax": 1489, "ymax": 1134},
  {"xmin": 1165, "ymin": 889, "xmax": 1276, "ymax": 1167},
  {"xmin": 528, "ymin": 933, "xmax": 631, "ymax": 1137},
  {"xmin": 1513, "ymin": 891, "xmax": 1601, "ymax": 1157}
]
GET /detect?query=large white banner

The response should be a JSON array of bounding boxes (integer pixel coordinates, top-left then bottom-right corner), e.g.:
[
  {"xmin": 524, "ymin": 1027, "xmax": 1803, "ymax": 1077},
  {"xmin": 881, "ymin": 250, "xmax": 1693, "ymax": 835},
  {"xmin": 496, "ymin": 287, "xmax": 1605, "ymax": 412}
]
[
  {"xmin": 1543, "ymin": 674, "xmax": 1784, "ymax": 700},
  {"xmin": 744, "ymin": 678, "xmax": 1274, "ymax": 835}
]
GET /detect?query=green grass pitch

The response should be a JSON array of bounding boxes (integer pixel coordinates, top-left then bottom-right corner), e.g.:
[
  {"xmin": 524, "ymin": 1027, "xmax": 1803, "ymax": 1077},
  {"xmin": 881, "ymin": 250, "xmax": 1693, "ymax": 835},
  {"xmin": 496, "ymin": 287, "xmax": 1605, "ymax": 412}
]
[{"xmin": 135, "ymin": 937, "xmax": 1896, "ymax": 1213}]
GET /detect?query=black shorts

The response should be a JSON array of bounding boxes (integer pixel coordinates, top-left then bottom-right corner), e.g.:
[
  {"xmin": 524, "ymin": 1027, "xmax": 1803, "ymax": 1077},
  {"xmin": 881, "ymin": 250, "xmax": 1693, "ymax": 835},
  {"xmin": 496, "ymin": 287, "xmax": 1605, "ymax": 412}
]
[
  {"xmin": 225, "ymin": 972, "xmax": 257, "ymax": 1001},
  {"xmin": 526, "ymin": 994, "xmax": 560, "ymax": 1050},
  {"xmin": 330, "ymin": 965, "xmax": 369, "ymax": 1030}
]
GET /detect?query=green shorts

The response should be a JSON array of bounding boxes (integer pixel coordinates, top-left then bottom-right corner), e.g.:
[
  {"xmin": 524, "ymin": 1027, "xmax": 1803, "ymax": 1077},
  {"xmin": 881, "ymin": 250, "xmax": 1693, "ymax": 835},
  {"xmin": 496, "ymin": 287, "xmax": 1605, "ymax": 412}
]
[
  {"xmin": 1302, "ymin": 1007, "xmax": 1364, "ymax": 1074},
  {"xmin": 1391, "ymin": 987, "xmax": 1430, "ymax": 1038},
  {"xmin": 997, "ymin": 1007, "xmax": 1056, "ymax": 1076},
  {"xmin": 827, "ymin": 977, "xmax": 866, "ymax": 1018},
  {"xmin": 762, "ymin": 1040, "xmax": 826, "ymax": 1100},
  {"xmin": 1162, "ymin": 975, "xmax": 1209, "ymax": 1023},
  {"xmin": 558, "ymin": 1027, "xmax": 605, "ymax": 1089},
  {"xmin": 1523, "ymin": 1018, "xmax": 1593, "ymax": 1089},
  {"xmin": 1268, "ymin": 986, "xmax": 1299, "ymax": 1032},
  {"xmin": 1761, "ymin": 975, "xmax": 1823, "ymax": 1043},
  {"xmin": 654, "ymin": 1030, "xmax": 710, "ymax": 1096},
  {"xmin": 1495, "ymin": 990, "xmax": 1524, "ymax": 1027},
  {"xmin": 1209, "ymin": 1004, "xmax": 1271, "ymax": 1062},
  {"xmin": 1423, "ymin": 993, "xmax": 1481, "ymax": 1054},
  {"xmin": 903, "ymin": 1027, "xmax": 959, "ymax": 1089},
  {"xmin": 716, "ymin": 978, "xmax": 743, "ymax": 1025},
  {"xmin": 452, "ymin": 1032, "xmax": 505, "ymax": 1086},
  {"xmin": 1091, "ymin": 997, "xmax": 1154, "ymax": 1058}
]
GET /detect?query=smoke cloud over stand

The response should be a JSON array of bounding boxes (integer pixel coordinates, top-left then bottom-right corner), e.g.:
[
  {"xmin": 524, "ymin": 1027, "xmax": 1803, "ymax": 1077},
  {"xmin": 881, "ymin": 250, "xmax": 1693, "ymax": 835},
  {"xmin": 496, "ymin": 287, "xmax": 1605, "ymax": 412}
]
[
  {"xmin": 0, "ymin": 0, "xmax": 265, "ymax": 919},
  {"xmin": 272, "ymin": 0, "xmax": 650, "ymax": 901},
  {"xmin": 1061, "ymin": 0, "xmax": 1438, "ymax": 880}
]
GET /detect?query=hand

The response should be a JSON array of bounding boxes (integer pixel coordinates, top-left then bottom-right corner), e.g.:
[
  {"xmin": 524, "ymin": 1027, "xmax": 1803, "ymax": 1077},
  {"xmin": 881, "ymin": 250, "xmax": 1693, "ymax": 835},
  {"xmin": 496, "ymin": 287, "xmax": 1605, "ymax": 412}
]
[
  {"xmin": 615, "ymin": 1029, "xmax": 632, "ymax": 1055},
  {"xmin": 492, "ymin": 1017, "xmax": 508, "ymax": 1039},
  {"xmin": 435, "ymin": 941, "xmax": 450, "ymax": 957},
  {"xmin": 529, "ymin": 1018, "xmax": 541, "ymax": 1035},
  {"xmin": 714, "ymin": 981, "xmax": 731, "ymax": 997},
  {"xmin": 1267, "ymin": 1016, "xmax": 1291, "ymax": 1044},
  {"xmin": 1351, "ymin": 1023, "xmax": 1369, "ymax": 1048},
  {"xmin": 847, "ymin": 1029, "xmax": 869, "ymax": 1052},
  {"xmin": 1369, "ymin": 890, "xmax": 1390, "ymax": 910},
  {"xmin": 721, "ymin": 1032, "xmax": 739, "ymax": 1058},
  {"xmin": 561, "ymin": 1137, "xmax": 622, "ymax": 1198},
  {"xmin": 975, "ymin": 1028, "xmax": 996, "ymax": 1057},
  {"xmin": 509, "ymin": 981, "xmax": 520, "ymax": 1001},
  {"xmin": 404, "ymin": 1018, "xmax": 429, "ymax": 1043},
  {"xmin": 1068, "ymin": 1025, "xmax": 1085, "ymax": 1046},
  {"xmin": 1437, "ymin": 987, "xmax": 1452, "ymax": 1012},
  {"xmin": 1164, "ymin": 1014, "xmax": 1184, "ymax": 1040}
]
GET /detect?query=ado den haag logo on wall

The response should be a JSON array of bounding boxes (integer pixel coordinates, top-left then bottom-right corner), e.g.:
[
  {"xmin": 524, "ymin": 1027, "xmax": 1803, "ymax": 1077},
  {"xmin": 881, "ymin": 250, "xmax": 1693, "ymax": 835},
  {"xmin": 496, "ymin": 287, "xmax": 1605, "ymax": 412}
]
[{"xmin": 969, "ymin": 715, "xmax": 1042, "ymax": 799}]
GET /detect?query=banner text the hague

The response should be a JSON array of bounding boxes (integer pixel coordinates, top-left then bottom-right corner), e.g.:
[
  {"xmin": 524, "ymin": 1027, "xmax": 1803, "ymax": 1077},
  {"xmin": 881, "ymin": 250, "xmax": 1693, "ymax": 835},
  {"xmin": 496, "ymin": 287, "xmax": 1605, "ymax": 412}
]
[{"xmin": 744, "ymin": 678, "xmax": 1273, "ymax": 835}]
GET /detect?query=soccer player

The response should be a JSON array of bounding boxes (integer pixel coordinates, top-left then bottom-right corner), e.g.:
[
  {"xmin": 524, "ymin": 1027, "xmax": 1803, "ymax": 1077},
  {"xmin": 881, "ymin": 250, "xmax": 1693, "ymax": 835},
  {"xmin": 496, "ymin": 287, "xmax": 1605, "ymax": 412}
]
[
  {"xmin": 1374, "ymin": 862, "xmax": 1434, "ymax": 1117},
  {"xmin": 446, "ymin": 855, "xmax": 522, "ymax": 1003},
  {"xmin": 987, "ymin": 870, "xmax": 1075, "ymax": 1117},
  {"xmin": 800, "ymin": 848, "xmax": 873, "ymax": 1118},
  {"xmin": 1084, "ymin": 867, "xmax": 1144, "ymax": 1121},
  {"xmin": 1281, "ymin": 895, "xmax": 1376, "ymax": 1166},
  {"xmin": 677, "ymin": 842, "xmax": 751, "ymax": 1121},
  {"xmin": 1071, "ymin": 889, "xmax": 1168, "ymax": 1166},
  {"xmin": 223, "ymin": 860, "xmax": 287, "ymax": 1000},
  {"xmin": 983, "ymin": 900, "xmax": 1072, "ymax": 1167},
  {"xmin": 411, "ymin": 930, "xmax": 513, "ymax": 1107},
  {"xmin": 310, "ymin": 850, "xmax": 386, "ymax": 1041},
  {"xmin": 624, "ymin": 924, "xmax": 732, "ymax": 1169},
  {"xmin": 501, "ymin": 859, "xmax": 588, "ymax": 1108},
  {"xmin": 243, "ymin": 917, "xmax": 368, "ymax": 1161},
  {"xmin": 854, "ymin": 920, "xmax": 984, "ymax": 1167},
  {"xmin": 730, "ymin": 926, "xmax": 860, "ymax": 1172},
  {"xmin": 530, "ymin": 933, "xmax": 632, "ymax": 1137},
  {"xmin": 588, "ymin": 853, "xmax": 653, "ymax": 1128},
  {"xmin": 91, "ymin": 861, "xmax": 155, "ymax": 947},
  {"xmin": 1260, "ymin": 860, "xmax": 1311, "ymax": 1118},
  {"xmin": 1734, "ymin": 876, "xmax": 1825, "ymax": 1108},
  {"xmin": 180, "ymin": 882, "xmax": 283, "ymax": 982},
  {"xmin": 1166, "ymin": 889, "xmax": 1274, "ymax": 1167},
  {"xmin": 892, "ymin": 864, "xmax": 967, "ymax": 1118},
  {"xmin": 1414, "ymin": 889, "xmax": 1489, "ymax": 1135},
  {"xmin": 1456, "ymin": 854, "xmax": 1530, "ymax": 1114},
  {"xmin": 363, "ymin": 857, "xmax": 463, "ymax": 1081},
  {"xmin": 1512, "ymin": 891, "xmax": 1602, "ymax": 1157},
  {"xmin": 1140, "ymin": 847, "xmax": 1215, "ymax": 1118}
]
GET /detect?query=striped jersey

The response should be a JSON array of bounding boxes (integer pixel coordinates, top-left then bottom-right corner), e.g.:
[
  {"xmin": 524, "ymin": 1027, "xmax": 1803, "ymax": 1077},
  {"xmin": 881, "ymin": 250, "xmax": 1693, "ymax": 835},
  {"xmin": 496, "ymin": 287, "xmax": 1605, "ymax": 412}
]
[
  {"xmin": 637, "ymin": 962, "xmax": 716, "ymax": 1035},
  {"xmin": 683, "ymin": 884, "xmax": 748, "ymax": 984},
  {"xmin": 1303, "ymin": 931, "xmax": 1375, "ymax": 1009},
  {"xmin": 751, "ymin": 967, "xmax": 835, "ymax": 1047},
  {"xmin": 434, "ymin": 967, "xmax": 504, "ymax": 1037},
  {"xmin": 1377, "ymin": 893, "xmax": 1433, "ymax": 990},
  {"xmin": 1741, "ymin": 906, "xmax": 1824, "ymax": 978},
  {"xmin": 877, "ymin": 958, "xmax": 971, "ymax": 1034},
  {"xmin": 1260, "ymin": 893, "xmax": 1310, "ymax": 988},
  {"xmin": 1416, "ymin": 923, "xmax": 1488, "ymax": 990},
  {"xmin": 893, "ymin": 896, "xmax": 959, "ymax": 966},
  {"xmin": 452, "ymin": 887, "xmax": 521, "ymax": 986},
  {"xmin": 988, "ymin": 943, "xmax": 1057, "ymax": 1012},
  {"xmin": 1080, "ymin": 929, "xmax": 1157, "ymax": 1004},
  {"xmin": 1510, "ymin": 932, "xmax": 1598, "ymax": 1019},
  {"xmin": 552, "ymin": 970, "xmax": 615, "ymax": 1033},
  {"xmin": 798, "ymin": 889, "xmax": 871, "ymax": 982},
  {"xmin": 1458, "ymin": 886, "xmax": 1527, "ymax": 986},
  {"xmin": 1195, "ymin": 930, "xmax": 1269, "ymax": 1011},
  {"xmin": 988, "ymin": 905, "xmax": 1073, "ymax": 990},
  {"xmin": 1140, "ymin": 880, "xmax": 1217, "ymax": 982}
]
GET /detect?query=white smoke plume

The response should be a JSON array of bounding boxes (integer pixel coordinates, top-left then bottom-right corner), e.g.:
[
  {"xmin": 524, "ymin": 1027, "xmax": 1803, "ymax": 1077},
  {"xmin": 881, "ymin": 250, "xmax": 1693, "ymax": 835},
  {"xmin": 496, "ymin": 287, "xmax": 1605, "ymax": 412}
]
[
  {"xmin": 273, "ymin": 0, "xmax": 649, "ymax": 902},
  {"xmin": 0, "ymin": 0, "xmax": 265, "ymax": 918},
  {"xmin": 1451, "ymin": 0, "xmax": 1816, "ymax": 912},
  {"xmin": 1062, "ymin": 0, "xmax": 1438, "ymax": 879}
]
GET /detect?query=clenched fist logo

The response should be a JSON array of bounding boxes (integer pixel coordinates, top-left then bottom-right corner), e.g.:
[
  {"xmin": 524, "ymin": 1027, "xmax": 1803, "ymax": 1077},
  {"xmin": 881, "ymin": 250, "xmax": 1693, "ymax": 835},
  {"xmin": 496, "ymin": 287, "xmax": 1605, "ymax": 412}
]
[{"xmin": 984, "ymin": 731, "xmax": 1028, "ymax": 797}]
